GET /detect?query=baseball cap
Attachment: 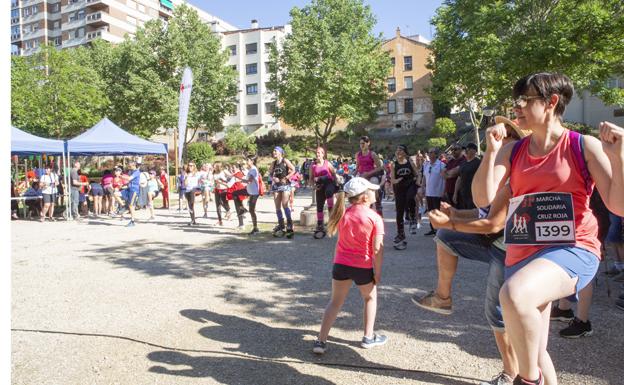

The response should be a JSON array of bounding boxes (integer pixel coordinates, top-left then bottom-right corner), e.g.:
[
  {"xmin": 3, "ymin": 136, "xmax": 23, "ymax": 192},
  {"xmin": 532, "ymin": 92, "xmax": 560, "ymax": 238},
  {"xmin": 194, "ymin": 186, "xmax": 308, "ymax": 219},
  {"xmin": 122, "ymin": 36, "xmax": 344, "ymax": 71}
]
[{"xmin": 343, "ymin": 177, "xmax": 379, "ymax": 198}]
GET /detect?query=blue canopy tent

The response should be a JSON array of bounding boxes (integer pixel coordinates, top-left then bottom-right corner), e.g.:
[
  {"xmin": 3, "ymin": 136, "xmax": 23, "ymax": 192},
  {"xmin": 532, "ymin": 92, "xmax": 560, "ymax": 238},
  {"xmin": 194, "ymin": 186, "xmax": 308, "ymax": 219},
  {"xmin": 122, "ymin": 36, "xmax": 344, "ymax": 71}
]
[
  {"xmin": 11, "ymin": 125, "xmax": 65, "ymax": 155},
  {"xmin": 65, "ymin": 118, "xmax": 169, "ymax": 219},
  {"xmin": 11, "ymin": 126, "xmax": 68, "ymax": 218}
]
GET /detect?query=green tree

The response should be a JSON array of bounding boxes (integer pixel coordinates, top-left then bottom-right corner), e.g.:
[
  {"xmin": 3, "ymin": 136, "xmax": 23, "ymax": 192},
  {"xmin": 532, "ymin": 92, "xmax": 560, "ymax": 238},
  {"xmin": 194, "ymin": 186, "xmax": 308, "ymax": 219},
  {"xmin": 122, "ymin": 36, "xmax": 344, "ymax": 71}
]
[
  {"xmin": 429, "ymin": 0, "xmax": 624, "ymax": 144},
  {"xmin": 431, "ymin": 117, "xmax": 457, "ymax": 138},
  {"xmin": 186, "ymin": 142, "xmax": 216, "ymax": 165},
  {"xmin": 426, "ymin": 137, "xmax": 447, "ymax": 149},
  {"xmin": 92, "ymin": 4, "xmax": 237, "ymax": 140},
  {"xmin": 268, "ymin": 0, "xmax": 391, "ymax": 147},
  {"xmin": 224, "ymin": 125, "xmax": 258, "ymax": 155},
  {"xmin": 11, "ymin": 45, "xmax": 108, "ymax": 138}
]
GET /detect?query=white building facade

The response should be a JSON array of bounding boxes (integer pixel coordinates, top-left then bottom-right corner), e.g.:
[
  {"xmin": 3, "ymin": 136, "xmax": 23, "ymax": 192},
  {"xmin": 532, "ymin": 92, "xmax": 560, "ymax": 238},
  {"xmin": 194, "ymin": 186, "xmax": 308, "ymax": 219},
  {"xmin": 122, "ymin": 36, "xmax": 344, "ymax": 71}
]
[
  {"xmin": 563, "ymin": 78, "xmax": 624, "ymax": 128},
  {"xmin": 218, "ymin": 21, "xmax": 291, "ymax": 137}
]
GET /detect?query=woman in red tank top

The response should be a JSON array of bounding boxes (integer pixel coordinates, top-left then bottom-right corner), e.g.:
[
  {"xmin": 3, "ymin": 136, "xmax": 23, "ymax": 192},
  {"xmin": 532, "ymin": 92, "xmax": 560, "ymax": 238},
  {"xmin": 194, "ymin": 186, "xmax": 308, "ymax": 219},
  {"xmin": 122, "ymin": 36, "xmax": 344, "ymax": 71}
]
[{"xmin": 472, "ymin": 72, "xmax": 624, "ymax": 385}]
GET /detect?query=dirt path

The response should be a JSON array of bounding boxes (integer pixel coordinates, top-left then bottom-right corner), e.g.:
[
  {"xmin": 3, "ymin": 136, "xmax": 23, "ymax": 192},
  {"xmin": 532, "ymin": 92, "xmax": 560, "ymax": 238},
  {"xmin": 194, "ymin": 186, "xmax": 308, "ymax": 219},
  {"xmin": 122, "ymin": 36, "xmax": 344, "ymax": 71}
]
[{"xmin": 11, "ymin": 191, "xmax": 623, "ymax": 384}]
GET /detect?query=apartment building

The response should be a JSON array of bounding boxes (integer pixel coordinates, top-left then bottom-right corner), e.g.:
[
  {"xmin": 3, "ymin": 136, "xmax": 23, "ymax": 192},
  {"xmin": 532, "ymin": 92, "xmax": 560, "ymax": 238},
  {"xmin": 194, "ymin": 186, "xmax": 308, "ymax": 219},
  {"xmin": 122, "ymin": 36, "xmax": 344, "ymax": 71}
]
[
  {"xmin": 372, "ymin": 28, "xmax": 434, "ymax": 133},
  {"xmin": 214, "ymin": 20, "xmax": 291, "ymax": 138},
  {"xmin": 11, "ymin": 0, "xmax": 236, "ymax": 56}
]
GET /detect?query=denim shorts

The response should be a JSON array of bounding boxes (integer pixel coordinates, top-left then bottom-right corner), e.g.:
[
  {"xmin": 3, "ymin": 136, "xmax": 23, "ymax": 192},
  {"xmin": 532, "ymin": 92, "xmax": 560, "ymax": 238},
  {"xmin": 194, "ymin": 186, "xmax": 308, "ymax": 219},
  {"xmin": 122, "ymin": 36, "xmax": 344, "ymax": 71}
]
[
  {"xmin": 435, "ymin": 229, "xmax": 505, "ymax": 331},
  {"xmin": 504, "ymin": 246, "xmax": 599, "ymax": 302},
  {"xmin": 606, "ymin": 213, "xmax": 623, "ymax": 243}
]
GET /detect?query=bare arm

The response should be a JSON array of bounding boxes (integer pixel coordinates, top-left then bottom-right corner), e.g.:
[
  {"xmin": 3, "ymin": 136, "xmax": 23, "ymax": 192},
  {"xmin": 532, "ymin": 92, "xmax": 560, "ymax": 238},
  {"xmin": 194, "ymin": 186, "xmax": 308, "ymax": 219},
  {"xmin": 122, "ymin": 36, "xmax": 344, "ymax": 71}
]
[
  {"xmin": 373, "ymin": 233, "xmax": 384, "ymax": 284},
  {"xmin": 284, "ymin": 159, "xmax": 296, "ymax": 180},
  {"xmin": 472, "ymin": 124, "xmax": 513, "ymax": 207},
  {"xmin": 585, "ymin": 123, "xmax": 624, "ymax": 216}
]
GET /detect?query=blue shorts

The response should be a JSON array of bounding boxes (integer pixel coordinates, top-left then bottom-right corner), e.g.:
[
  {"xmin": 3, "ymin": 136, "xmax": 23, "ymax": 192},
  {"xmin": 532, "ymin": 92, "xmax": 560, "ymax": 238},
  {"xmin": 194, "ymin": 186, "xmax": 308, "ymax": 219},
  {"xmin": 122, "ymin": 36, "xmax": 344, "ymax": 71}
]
[
  {"xmin": 435, "ymin": 229, "xmax": 505, "ymax": 331},
  {"xmin": 125, "ymin": 190, "xmax": 139, "ymax": 208},
  {"xmin": 504, "ymin": 246, "xmax": 599, "ymax": 302},
  {"xmin": 606, "ymin": 213, "xmax": 623, "ymax": 243}
]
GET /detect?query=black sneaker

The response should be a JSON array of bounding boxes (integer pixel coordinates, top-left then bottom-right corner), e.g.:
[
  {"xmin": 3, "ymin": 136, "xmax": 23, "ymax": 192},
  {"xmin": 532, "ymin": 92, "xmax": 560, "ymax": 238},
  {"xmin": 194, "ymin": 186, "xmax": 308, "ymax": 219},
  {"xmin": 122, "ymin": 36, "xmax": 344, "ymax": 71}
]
[
  {"xmin": 550, "ymin": 305, "xmax": 574, "ymax": 322},
  {"xmin": 312, "ymin": 340, "xmax": 327, "ymax": 354},
  {"xmin": 361, "ymin": 334, "xmax": 388, "ymax": 349},
  {"xmin": 559, "ymin": 317, "xmax": 593, "ymax": 338},
  {"xmin": 249, "ymin": 228, "xmax": 260, "ymax": 235},
  {"xmin": 424, "ymin": 229, "xmax": 436, "ymax": 236}
]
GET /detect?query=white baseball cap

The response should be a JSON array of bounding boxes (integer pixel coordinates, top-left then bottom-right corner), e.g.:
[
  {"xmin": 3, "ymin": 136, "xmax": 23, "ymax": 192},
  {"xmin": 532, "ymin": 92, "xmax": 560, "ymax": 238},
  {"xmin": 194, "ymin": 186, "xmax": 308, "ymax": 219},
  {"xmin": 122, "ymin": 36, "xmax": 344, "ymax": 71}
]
[{"xmin": 343, "ymin": 177, "xmax": 379, "ymax": 198}]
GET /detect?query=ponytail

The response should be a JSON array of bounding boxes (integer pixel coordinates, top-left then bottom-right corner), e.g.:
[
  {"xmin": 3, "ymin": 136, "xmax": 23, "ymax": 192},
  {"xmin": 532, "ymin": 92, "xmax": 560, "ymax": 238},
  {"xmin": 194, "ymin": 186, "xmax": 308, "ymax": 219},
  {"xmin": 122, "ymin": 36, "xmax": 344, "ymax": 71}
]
[{"xmin": 327, "ymin": 191, "xmax": 346, "ymax": 236}]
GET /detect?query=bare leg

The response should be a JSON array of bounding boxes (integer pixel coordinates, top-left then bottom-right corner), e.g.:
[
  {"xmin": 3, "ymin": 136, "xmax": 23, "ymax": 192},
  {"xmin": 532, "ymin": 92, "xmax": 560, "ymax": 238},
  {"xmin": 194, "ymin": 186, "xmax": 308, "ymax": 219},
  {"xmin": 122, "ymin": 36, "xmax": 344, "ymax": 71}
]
[
  {"xmin": 357, "ymin": 282, "xmax": 378, "ymax": 338},
  {"xmin": 500, "ymin": 259, "xmax": 578, "ymax": 381},
  {"xmin": 435, "ymin": 243, "xmax": 458, "ymax": 299},
  {"xmin": 493, "ymin": 330, "xmax": 518, "ymax": 379},
  {"xmin": 318, "ymin": 279, "xmax": 352, "ymax": 342},
  {"xmin": 48, "ymin": 203, "xmax": 55, "ymax": 219},
  {"xmin": 537, "ymin": 302, "xmax": 557, "ymax": 385}
]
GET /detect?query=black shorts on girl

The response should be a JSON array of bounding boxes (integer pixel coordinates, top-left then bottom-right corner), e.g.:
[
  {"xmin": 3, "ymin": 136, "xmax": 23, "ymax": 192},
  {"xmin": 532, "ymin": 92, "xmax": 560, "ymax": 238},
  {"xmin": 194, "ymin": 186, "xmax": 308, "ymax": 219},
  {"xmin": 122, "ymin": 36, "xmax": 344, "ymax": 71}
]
[{"xmin": 332, "ymin": 263, "xmax": 374, "ymax": 285}]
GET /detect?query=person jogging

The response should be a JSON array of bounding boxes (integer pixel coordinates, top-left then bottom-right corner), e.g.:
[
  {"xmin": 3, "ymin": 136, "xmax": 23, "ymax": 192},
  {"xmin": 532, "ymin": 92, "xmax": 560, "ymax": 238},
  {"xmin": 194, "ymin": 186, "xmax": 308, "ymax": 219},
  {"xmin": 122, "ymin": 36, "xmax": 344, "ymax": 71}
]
[
  {"xmin": 311, "ymin": 146, "xmax": 337, "ymax": 238},
  {"xmin": 389, "ymin": 144, "xmax": 419, "ymax": 249},
  {"xmin": 212, "ymin": 162, "xmax": 232, "ymax": 226},
  {"xmin": 244, "ymin": 155, "xmax": 261, "ymax": 235},
  {"xmin": 355, "ymin": 136, "xmax": 384, "ymax": 216},
  {"xmin": 472, "ymin": 72, "xmax": 624, "ymax": 385},
  {"xmin": 269, "ymin": 146, "xmax": 295, "ymax": 237},
  {"xmin": 183, "ymin": 162, "xmax": 200, "ymax": 226},
  {"xmin": 199, "ymin": 163, "xmax": 214, "ymax": 218},
  {"xmin": 313, "ymin": 177, "xmax": 387, "ymax": 354}
]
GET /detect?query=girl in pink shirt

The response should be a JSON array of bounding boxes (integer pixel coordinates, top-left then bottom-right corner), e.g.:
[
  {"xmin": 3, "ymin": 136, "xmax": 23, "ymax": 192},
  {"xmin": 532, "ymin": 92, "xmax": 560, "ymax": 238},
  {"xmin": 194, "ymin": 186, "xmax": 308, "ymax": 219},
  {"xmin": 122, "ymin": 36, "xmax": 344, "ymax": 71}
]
[{"xmin": 313, "ymin": 177, "xmax": 387, "ymax": 354}]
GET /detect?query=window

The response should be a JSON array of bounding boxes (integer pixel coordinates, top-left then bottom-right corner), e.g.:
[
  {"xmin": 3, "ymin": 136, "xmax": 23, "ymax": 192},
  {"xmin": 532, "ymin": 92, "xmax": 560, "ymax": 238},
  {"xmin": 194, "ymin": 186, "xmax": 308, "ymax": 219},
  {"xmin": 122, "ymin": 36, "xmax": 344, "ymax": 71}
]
[
  {"xmin": 11, "ymin": 9, "xmax": 19, "ymax": 18},
  {"xmin": 404, "ymin": 98, "xmax": 413, "ymax": 113},
  {"xmin": 246, "ymin": 104, "xmax": 258, "ymax": 115},
  {"xmin": 246, "ymin": 83, "xmax": 258, "ymax": 95},
  {"xmin": 264, "ymin": 61, "xmax": 270, "ymax": 73},
  {"xmin": 246, "ymin": 63, "xmax": 257, "ymax": 75},
  {"xmin": 77, "ymin": 10, "xmax": 85, "ymax": 19},
  {"xmin": 265, "ymin": 102, "xmax": 276, "ymax": 114},
  {"xmin": 11, "ymin": 26, "xmax": 19, "ymax": 34},
  {"xmin": 390, "ymin": 57, "xmax": 395, "ymax": 66},
  {"xmin": 404, "ymin": 56, "xmax": 412, "ymax": 71},
  {"xmin": 53, "ymin": 20, "xmax": 61, "ymax": 29},
  {"xmin": 75, "ymin": 27, "xmax": 85, "ymax": 38},
  {"xmin": 246, "ymin": 42, "xmax": 257, "ymax": 54},
  {"xmin": 387, "ymin": 77, "xmax": 396, "ymax": 93},
  {"xmin": 50, "ymin": 3, "xmax": 60, "ymax": 13},
  {"xmin": 404, "ymin": 76, "xmax": 413, "ymax": 90},
  {"xmin": 264, "ymin": 42, "xmax": 273, "ymax": 52},
  {"xmin": 230, "ymin": 65, "xmax": 237, "ymax": 71},
  {"xmin": 227, "ymin": 45, "xmax": 236, "ymax": 56},
  {"xmin": 127, "ymin": 0, "xmax": 137, "ymax": 9},
  {"xmin": 387, "ymin": 100, "xmax": 396, "ymax": 114},
  {"xmin": 50, "ymin": 36, "xmax": 62, "ymax": 46},
  {"xmin": 126, "ymin": 15, "xmax": 137, "ymax": 25}
]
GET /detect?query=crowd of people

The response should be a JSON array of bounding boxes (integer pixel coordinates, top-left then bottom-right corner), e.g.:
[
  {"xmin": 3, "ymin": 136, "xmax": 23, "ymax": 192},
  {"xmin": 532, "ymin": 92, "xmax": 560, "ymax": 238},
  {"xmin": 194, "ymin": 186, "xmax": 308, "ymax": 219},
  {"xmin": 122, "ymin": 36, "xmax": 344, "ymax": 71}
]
[{"xmin": 9, "ymin": 71, "xmax": 624, "ymax": 385}]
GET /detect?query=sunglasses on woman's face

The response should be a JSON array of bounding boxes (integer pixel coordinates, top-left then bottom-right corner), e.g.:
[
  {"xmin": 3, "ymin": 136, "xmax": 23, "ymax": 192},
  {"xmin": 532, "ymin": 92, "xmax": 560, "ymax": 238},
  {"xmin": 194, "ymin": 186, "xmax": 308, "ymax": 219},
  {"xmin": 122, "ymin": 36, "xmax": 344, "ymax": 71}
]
[{"xmin": 513, "ymin": 95, "xmax": 543, "ymax": 108}]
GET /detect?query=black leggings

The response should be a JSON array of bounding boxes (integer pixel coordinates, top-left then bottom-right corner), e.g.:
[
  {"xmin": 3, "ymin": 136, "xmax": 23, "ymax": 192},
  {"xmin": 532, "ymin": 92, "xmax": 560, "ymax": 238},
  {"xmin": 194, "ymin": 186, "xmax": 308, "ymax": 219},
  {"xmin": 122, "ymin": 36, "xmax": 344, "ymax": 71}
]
[
  {"xmin": 214, "ymin": 190, "xmax": 230, "ymax": 221},
  {"xmin": 315, "ymin": 182, "xmax": 336, "ymax": 213},
  {"xmin": 184, "ymin": 191, "xmax": 196, "ymax": 222},
  {"xmin": 232, "ymin": 189, "xmax": 249, "ymax": 226},
  {"xmin": 394, "ymin": 183, "xmax": 417, "ymax": 233},
  {"xmin": 248, "ymin": 194, "xmax": 259, "ymax": 228}
]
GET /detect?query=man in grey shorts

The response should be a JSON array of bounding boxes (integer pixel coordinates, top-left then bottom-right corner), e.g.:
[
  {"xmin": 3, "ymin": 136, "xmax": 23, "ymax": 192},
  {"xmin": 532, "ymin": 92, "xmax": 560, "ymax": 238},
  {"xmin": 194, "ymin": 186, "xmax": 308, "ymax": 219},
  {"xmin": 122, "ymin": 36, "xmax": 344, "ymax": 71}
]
[{"xmin": 412, "ymin": 186, "xmax": 520, "ymax": 385}]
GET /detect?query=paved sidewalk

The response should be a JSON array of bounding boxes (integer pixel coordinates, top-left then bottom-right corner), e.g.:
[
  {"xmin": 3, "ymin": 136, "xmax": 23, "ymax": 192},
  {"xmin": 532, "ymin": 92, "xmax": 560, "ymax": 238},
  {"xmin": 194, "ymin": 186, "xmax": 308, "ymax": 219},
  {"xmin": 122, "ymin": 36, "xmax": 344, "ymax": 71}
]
[{"xmin": 11, "ymin": 191, "xmax": 623, "ymax": 384}]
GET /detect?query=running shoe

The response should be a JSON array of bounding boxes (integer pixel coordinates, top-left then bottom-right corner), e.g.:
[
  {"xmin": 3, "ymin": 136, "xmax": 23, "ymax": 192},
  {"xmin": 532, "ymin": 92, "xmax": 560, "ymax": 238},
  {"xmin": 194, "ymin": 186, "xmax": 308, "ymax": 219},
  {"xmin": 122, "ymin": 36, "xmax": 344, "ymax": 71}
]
[
  {"xmin": 249, "ymin": 228, "xmax": 260, "ymax": 235},
  {"xmin": 550, "ymin": 305, "xmax": 574, "ymax": 322},
  {"xmin": 148, "ymin": 216, "xmax": 155, "ymax": 221},
  {"xmin": 559, "ymin": 317, "xmax": 593, "ymax": 338},
  {"xmin": 512, "ymin": 375, "xmax": 543, "ymax": 385},
  {"xmin": 480, "ymin": 372, "xmax": 514, "ymax": 385},
  {"xmin": 409, "ymin": 220, "xmax": 418, "ymax": 234},
  {"xmin": 361, "ymin": 334, "xmax": 388, "ymax": 349},
  {"xmin": 312, "ymin": 340, "xmax": 327, "ymax": 354},
  {"xmin": 424, "ymin": 229, "xmax": 436, "ymax": 236},
  {"xmin": 126, "ymin": 220, "xmax": 135, "ymax": 227},
  {"xmin": 412, "ymin": 291, "xmax": 452, "ymax": 315},
  {"xmin": 393, "ymin": 234, "xmax": 403, "ymax": 244}
]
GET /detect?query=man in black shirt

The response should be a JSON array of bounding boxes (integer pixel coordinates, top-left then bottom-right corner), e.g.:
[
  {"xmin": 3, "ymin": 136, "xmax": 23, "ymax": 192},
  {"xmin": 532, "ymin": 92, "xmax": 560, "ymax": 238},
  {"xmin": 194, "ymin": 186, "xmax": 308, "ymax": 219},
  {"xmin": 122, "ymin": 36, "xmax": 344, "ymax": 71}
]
[{"xmin": 454, "ymin": 143, "xmax": 481, "ymax": 209}]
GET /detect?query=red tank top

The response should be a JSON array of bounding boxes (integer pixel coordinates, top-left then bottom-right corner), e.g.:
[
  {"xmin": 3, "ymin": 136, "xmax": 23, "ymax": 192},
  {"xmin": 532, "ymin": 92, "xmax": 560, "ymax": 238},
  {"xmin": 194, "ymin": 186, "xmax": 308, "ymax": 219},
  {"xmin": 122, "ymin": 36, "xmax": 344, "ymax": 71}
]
[
  {"xmin": 508, "ymin": 129, "xmax": 600, "ymax": 266},
  {"xmin": 357, "ymin": 151, "xmax": 375, "ymax": 174}
]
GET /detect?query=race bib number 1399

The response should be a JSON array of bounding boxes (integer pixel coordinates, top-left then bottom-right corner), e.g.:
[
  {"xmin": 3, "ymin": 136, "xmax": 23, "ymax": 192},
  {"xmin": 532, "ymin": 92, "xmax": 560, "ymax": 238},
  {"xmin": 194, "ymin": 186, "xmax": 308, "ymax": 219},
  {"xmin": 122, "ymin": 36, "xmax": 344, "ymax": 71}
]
[{"xmin": 504, "ymin": 192, "xmax": 576, "ymax": 245}]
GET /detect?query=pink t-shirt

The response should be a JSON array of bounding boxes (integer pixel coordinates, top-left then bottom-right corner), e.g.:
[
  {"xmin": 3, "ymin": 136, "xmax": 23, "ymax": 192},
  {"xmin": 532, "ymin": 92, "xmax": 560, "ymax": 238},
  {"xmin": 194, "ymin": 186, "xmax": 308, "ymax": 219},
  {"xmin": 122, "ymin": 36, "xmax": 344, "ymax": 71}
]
[{"xmin": 334, "ymin": 204, "xmax": 384, "ymax": 269}]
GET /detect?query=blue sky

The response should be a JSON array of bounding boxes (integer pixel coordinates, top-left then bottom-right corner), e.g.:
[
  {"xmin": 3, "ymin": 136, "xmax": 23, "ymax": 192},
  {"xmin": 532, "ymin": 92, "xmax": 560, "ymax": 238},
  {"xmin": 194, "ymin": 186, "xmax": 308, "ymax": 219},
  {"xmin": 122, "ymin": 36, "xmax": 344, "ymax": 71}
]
[{"xmin": 187, "ymin": 0, "xmax": 444, "ymax": 40}]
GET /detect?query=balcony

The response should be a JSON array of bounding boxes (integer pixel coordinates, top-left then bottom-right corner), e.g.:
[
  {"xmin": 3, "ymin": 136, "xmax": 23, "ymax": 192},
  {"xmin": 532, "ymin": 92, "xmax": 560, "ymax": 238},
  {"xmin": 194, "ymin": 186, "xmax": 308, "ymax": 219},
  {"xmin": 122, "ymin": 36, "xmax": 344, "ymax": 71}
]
[
  {"xmin": 61, "ymin": 0, "xmax": 84, "ymax": 14},
  {"xmin": 22, "ymin": 11, "xmax": 46, "ymax": 23},
  {"xmin": 85, "ymin": 0, "xmax": 110, "ymax": 11},
  {"xmin": 22, "ymin": 28, "xmax": 44, "ymax": 40},
  {"xmin": 62, "ymin": 35, "xmax": 87, "ymax": 48},
  {"xmin": 11, "ymin": 33, "xmax": 21, "ymax": 42},
  {"xmin": 11, "ymin": 1, "xmax": 19, "ymax": 9},
  {"xmin": 62, "ymin": 16, "xmax": 86, "ymax": 31},
  {"xmin": 86, "ymin": 12, "xmax": 108, "ymax": 27},
  {"xmin": 11, "ymin": 17, "xmax": 20, "ymax": 25}
]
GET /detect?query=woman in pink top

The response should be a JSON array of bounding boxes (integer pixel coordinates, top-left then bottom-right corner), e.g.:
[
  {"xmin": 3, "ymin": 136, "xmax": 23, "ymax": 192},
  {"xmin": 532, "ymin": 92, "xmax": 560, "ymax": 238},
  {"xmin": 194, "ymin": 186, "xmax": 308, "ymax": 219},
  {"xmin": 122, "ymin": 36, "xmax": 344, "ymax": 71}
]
[
  {"xmin": 472, "ymin": 72, "xmax": 624, "ymax": 385},
  {"xmin": 311, "ymin": 146, "xmax": 337, "ymax": 238},
  {"xmin": 313, "ymin": 177, "xmax": 387, "ymax": 354}
]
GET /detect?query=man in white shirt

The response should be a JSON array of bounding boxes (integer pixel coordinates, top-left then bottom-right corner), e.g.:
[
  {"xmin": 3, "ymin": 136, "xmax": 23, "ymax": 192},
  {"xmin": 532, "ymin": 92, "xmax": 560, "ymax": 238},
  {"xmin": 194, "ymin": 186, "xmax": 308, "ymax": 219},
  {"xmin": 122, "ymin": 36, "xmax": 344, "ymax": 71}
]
[
  {"xmin": 422, "ymin": 148, "xmax": 446, "ymax": 235},
  {"xmin": 39, "ymin": 165, "xmax": 59, "ymax": 221}
]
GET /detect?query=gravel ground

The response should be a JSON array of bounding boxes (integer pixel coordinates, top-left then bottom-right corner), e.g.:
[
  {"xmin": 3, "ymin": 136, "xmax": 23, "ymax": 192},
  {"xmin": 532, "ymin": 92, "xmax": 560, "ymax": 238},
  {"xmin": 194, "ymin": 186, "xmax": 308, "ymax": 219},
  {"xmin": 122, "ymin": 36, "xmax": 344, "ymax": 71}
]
[{"xmin": 11, "ymin": 191, "xmax": 624, "ymax": 384}]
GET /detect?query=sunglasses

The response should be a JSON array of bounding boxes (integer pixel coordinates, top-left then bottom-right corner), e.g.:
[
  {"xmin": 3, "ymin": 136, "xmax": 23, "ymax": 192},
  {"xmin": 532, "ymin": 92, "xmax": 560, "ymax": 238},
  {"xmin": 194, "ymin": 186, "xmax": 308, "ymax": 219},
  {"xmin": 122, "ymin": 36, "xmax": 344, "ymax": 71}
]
[{"xmin": 513, "ymin": 95, "xmax": 543, "ymax": 108}]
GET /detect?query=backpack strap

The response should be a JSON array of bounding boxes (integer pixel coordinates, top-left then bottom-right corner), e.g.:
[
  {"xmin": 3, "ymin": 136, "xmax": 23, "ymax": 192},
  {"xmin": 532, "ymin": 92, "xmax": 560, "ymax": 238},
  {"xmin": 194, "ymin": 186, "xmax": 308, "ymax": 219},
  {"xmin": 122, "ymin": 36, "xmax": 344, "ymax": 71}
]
[{"xmin": 568, "ymin": 130, "xmax": 593, "ymax": 195}]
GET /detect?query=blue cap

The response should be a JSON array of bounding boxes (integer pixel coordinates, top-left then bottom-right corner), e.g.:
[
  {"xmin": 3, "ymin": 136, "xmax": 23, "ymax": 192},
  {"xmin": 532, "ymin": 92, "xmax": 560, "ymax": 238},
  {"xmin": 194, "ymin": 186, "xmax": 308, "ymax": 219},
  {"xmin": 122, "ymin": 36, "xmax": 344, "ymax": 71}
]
[{"xmin": 274, "ymin": 146, "xmax": 284, "ymax": 154}]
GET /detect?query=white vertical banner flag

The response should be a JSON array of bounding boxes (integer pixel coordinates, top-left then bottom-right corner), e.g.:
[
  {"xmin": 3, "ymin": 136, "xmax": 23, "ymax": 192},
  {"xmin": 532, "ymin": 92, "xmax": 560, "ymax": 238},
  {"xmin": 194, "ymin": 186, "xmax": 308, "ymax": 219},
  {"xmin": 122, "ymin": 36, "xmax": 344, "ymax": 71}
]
[{"xmin": 178, "ymin": 67, "xmax": 193, "ymax": 164}]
